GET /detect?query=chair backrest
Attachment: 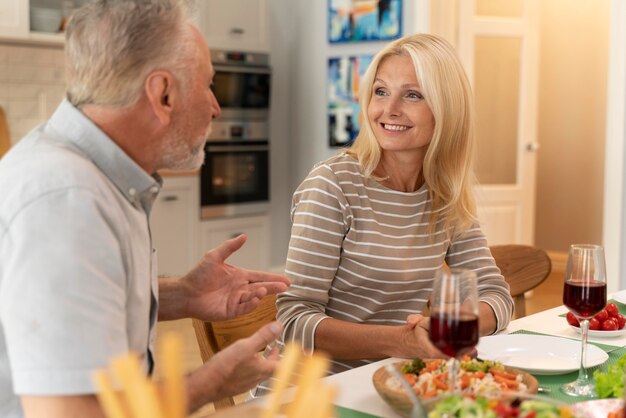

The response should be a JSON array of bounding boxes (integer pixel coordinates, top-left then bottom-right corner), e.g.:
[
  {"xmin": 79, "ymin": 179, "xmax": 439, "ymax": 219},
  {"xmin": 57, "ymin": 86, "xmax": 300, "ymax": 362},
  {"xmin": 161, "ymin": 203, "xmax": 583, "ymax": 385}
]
[
  {"xmin": 191, "ymin": 294, "xmax": 277, "ymax": 409},
  {"xmin": 490, "ymin": 244, "xmax": 552, "ymax": 318}
]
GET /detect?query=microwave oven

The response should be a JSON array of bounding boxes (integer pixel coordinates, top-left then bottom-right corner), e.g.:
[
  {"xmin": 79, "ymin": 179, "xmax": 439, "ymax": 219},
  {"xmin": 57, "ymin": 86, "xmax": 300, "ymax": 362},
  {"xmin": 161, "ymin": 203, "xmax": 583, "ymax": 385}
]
[{"xmin": 211, "ymin": 50, "xmax": 271, "ymax": 121}]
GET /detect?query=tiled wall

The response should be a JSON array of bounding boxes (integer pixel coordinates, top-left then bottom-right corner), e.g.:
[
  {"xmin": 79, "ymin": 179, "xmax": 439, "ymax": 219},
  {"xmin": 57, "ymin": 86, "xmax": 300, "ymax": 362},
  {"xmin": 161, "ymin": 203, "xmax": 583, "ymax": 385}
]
[{"xmin": 0, "ymin": 43, "xmax": 66, "ymax": 144}]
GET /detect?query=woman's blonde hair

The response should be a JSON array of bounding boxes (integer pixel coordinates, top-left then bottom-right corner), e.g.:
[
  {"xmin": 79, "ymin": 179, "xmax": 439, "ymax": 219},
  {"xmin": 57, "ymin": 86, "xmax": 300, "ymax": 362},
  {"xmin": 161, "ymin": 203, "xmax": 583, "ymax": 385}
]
[{"xmin": 346, "ymin": 33, "xmax": 477, "ymax": 237}]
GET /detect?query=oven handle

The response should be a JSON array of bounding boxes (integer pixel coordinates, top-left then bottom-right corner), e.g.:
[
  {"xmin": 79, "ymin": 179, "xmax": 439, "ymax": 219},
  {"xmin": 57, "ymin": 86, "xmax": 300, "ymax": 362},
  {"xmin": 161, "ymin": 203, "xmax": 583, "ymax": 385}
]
[
  {"xmin": 206, "ymin": 144, "xmax": 269, "ymax": 153},
  {"xmin": 213, "ymin": 65, "xmax": 270, "ymax": 75}
]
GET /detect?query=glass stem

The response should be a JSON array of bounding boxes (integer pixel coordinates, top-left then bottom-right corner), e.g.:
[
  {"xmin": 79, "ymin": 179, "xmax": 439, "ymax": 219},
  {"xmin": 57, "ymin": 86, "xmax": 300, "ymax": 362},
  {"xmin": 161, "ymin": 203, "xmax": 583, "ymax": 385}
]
[
  {"xmin": 448, "ymin": 358, "xmax": 457, "ymax": 393},
  {"xmin": 577, "ymin": 318, "xmax": 591, "ymax": 384}
]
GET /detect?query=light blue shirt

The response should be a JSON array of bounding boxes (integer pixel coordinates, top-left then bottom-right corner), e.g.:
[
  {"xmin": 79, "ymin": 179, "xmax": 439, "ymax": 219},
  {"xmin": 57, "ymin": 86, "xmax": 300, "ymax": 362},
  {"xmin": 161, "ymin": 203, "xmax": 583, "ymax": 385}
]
[{"xmin": 0, "ymin": 100, "xmax": 161, "ymax": 417}]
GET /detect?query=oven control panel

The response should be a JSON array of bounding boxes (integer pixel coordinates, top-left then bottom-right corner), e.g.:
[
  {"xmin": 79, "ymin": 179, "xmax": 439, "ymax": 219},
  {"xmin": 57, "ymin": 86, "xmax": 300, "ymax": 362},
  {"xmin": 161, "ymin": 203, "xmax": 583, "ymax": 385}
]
[{"xmin": 207, "ymin": 121, "xmax": 268, "ymax": 142}]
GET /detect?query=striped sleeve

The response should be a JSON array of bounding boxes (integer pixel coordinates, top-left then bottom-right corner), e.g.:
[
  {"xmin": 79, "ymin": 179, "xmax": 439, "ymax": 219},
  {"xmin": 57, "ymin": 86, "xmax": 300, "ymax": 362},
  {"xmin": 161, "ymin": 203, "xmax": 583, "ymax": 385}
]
[
  {"xmin": 276, "ymin": 163, "xmax": 349, "ymax": 353},
  {"xmin": 446, "ymin": 223, "xmax": 514, "ymax": 333}
]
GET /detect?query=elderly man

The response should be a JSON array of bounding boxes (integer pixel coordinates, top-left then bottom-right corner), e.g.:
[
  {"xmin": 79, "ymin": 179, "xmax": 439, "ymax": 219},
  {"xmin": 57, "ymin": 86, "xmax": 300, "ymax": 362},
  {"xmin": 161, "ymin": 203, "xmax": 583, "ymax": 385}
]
[{"xmin": 0, "ymin": 1, "xmax": 289, "ymax": 417}]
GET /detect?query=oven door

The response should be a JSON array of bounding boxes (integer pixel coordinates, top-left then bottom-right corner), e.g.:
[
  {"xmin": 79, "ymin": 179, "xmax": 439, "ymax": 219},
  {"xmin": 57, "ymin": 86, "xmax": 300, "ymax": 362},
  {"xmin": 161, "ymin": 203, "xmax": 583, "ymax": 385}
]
[
  {"xmin": 200, "ymin": 142, "xmax": 269, "ymax": 218},
  {"xmin": 213, "ymin": 65, "xmax": 270, "ymax": 120}
]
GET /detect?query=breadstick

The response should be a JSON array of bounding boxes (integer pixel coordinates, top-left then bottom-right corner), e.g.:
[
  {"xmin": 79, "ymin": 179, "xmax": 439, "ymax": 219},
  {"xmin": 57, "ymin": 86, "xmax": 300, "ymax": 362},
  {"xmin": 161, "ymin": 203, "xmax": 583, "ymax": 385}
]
[
  {"xmin": 93, "ymin": 369, "xmax": 130, "ymax": 418},
  {"xmin": 261, "ymin": 344, "xmax": 302, "ymax": 418},
  {"xmin": 160, "ymin": 333, "xmax": 186, "ymax": 418},
  {"xmin": 285, "ymin": 353, "xmax": 329, "ymax": 417},
  {"xmin": 111, "ymin": 353, "xmax": 164, "ymax": 418}
]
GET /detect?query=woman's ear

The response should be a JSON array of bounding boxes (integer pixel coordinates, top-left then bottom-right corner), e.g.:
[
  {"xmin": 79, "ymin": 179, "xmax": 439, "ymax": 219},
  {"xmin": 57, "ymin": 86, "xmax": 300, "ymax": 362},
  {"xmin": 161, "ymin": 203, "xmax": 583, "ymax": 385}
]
[{"xmin": 145, "ymin": 71, "xmax": 174, "ymax": 126}]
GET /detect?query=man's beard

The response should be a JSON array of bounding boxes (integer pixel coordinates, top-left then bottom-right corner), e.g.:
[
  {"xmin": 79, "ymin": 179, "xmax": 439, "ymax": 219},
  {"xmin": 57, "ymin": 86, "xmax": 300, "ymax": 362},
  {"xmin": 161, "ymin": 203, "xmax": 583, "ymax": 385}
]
[{"xmin": 159, "ymin": 121, "xmax": 210, "ymax": 171}]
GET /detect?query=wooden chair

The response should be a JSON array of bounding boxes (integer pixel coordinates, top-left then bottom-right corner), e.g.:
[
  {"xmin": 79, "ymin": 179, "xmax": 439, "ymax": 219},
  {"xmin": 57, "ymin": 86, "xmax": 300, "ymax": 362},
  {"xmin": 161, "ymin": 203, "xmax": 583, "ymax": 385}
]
[
  {"xmin": 191, "ymin": 294, "xmax": 278, "ymax": 410},
  {"xmin": 490, "ymin": 244, "xmax": 552, "ymax": 318}
]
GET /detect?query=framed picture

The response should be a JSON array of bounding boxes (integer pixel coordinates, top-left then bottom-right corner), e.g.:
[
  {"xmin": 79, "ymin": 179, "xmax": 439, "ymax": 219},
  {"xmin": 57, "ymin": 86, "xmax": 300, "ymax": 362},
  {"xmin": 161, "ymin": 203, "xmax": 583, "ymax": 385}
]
[
  {"xmin": 328, "ymin": 54, "xmax": 373, "ymax": 147},
  {"xmin": 328, "ymin": 0, "xmax": 402, "ymax": 43}
]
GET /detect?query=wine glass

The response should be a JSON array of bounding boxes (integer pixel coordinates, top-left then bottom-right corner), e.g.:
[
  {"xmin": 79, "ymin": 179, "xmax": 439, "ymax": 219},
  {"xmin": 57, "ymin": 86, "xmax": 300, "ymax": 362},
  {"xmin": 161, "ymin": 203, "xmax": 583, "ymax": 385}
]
[
  {"xmin": 429, "ymin": 268, "xmax": 479, "ymax": 392},
  {"xmin": 561, "ymin": 244, "xmax": 607, "ymax": 397}
]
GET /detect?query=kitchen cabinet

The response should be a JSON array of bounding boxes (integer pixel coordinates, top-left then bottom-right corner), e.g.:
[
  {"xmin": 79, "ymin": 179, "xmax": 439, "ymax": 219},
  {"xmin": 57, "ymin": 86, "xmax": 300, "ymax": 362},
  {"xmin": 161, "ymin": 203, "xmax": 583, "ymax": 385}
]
[
  {"xmin": 197, "ymin": 0, "xmax": 269, "ymax": 53},
  {"xmin": 150, "ymin": 176, "xmax": 200, "ymax": 277},
  {"xmin": 200, "ymin": 214, "xmax": 270, "ymax": 271},
  {"xmin": 0, "ymin": 0, "xmax": 79, "ymax": 45}
]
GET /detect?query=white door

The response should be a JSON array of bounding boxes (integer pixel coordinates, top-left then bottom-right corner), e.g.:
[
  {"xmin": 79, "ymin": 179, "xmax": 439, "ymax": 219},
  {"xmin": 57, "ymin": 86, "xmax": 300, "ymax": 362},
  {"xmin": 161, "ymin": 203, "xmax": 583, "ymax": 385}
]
[{"xmin": 456, "ymin": 0, "xmax": 540, "ymax": 245}]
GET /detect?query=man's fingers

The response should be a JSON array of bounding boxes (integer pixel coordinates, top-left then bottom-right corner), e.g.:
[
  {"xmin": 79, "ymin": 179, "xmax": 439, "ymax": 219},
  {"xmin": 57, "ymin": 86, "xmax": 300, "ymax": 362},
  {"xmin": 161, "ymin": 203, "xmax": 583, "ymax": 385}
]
[
  {"xmin": 246, "ymin": 270, "xmax": 291, "ymax": 286},
  {"xmin": 213, "ymin": 234, "xmax": 247, "ymax": 262},
  {"xmin": 246, "ymin": 321, "xmax": 283, "ymax": 352}
]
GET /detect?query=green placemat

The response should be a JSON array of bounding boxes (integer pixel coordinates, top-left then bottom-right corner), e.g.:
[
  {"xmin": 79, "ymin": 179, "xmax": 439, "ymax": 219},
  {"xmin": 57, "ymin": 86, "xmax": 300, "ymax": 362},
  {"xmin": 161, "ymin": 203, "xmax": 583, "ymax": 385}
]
[
  {"xmin": 336, "ymin": 405, "xmax": 381, "ymax": 418},
  {"xmin": 511, "ymin": 329, "xmax": 626, "ymax": 404}
]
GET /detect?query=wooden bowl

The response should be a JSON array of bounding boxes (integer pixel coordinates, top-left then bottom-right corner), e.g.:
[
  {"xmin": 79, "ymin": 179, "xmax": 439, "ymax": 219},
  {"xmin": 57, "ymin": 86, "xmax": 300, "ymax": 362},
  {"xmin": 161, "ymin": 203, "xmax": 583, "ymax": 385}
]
[{"xmin": 372, "ymin": 359, "xmax": 539, "ymax": 418}]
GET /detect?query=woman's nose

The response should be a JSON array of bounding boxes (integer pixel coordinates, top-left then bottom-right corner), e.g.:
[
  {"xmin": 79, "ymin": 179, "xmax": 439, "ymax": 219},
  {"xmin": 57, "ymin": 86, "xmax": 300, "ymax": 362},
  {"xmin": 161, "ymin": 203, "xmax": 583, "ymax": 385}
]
[{"xmin": 384, "ymin": 96, "xmax": 402, "ymax": 116}]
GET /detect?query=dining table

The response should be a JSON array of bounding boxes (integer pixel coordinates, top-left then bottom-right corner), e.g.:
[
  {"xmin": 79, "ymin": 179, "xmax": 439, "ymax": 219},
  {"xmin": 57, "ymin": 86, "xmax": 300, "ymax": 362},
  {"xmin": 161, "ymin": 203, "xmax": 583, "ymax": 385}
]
[{"xmin": 320, "ymin": 289, "xmax": 626, "ymax": 418}]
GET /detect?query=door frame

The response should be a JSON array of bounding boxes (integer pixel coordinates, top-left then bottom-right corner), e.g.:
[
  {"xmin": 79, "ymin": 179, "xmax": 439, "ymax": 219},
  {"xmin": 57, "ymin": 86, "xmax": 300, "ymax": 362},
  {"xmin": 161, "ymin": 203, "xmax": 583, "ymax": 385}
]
[{"xmin": 603, "ymin": 0, "xmax": 626, "ymax": 292}]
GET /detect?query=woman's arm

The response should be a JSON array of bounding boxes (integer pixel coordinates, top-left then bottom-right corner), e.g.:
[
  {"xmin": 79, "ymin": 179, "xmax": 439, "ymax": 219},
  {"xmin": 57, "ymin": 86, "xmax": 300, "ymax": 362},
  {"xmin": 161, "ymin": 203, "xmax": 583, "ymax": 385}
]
[
  {"xmin": 446, "ymin": 224, "xmax": 515, "ymax": 335},
  {"xmin": 314, "ymin": 316, "xmax": 444, "ymax": 360}
]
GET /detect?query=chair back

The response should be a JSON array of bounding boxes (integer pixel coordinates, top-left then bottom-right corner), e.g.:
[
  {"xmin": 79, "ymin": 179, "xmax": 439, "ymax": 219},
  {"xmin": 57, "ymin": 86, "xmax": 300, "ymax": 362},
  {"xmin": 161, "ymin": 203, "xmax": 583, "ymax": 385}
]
[
  {"xmin": 191, "ymin": 294, "xmax": 277, "ymax": 409},
  {"xmin": 490, "ymin": 244, "xmax": 552, "ymax": 318}
]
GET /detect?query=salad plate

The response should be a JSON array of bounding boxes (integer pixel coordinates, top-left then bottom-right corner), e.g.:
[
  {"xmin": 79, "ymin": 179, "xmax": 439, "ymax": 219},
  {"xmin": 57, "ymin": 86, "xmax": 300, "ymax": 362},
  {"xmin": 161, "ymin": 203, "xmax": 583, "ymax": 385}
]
[
  {"xmin": 372, "ymin": 359, "xmax": 538, "ymax": 417},
  {"xmin": 477, "ymin": 334, "xmax": 608, "ymax": 375},
  {"xmin": 570, "ymin": 398, "xmax": 623, "ymax": 418},
  {"xmin": 569, "ymin": 325, "xmax": 626, "ymax": 338}
]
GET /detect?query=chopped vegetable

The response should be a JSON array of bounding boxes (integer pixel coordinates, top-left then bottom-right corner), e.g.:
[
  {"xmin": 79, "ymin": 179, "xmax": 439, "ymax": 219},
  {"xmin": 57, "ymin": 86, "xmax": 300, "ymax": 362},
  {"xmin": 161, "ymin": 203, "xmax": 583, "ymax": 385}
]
[
  {"xmin": 401, "ymin": 357, "xmax": 426, "ymax": 375},
  {"xmin": 426, "ymin": 394, "xmax": 575, "ymax": 418},
  {"xmin": 593, "ymin": 352, "xmax": 626, "ymax": 398}
]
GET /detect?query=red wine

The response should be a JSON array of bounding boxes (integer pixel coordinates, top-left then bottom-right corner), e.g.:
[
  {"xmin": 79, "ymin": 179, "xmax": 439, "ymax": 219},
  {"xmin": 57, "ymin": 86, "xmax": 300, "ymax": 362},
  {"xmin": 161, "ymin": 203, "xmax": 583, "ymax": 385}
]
[
  {"xmin": 429, "ymin": 314, "xmax": 479, "ymax": 357},
  {"xmin": 563, "ymin": 280, "xmax": 607, "ymax": 318}
]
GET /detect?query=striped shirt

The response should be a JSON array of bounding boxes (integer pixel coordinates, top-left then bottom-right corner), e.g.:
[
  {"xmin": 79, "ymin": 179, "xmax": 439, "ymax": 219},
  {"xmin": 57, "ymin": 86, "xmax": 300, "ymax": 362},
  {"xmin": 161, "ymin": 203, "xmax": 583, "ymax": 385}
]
[{"xmin": 277, "ymin": 154, "xmax": 514, "ymax": 374}]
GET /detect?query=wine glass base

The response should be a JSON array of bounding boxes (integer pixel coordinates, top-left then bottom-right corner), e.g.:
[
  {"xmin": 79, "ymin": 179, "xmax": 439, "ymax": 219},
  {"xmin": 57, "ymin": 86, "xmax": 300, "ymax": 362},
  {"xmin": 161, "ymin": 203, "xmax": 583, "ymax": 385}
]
[{"xmin": 560, "ymin": 380, "xmax": 597, "ymax": 397}]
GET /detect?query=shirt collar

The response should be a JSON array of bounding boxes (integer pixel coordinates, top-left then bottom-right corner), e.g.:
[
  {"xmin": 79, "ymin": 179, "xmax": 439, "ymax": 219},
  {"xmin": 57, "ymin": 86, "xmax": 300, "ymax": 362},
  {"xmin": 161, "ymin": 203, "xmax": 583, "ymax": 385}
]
[{"xmin": 46, "ymin": 100, "xmax": 162, "ymax": 211}]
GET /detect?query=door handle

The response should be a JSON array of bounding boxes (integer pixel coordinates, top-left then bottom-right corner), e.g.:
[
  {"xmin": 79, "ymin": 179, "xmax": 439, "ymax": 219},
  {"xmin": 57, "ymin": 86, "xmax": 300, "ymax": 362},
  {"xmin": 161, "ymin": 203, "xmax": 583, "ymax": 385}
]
[
  {"xmin": 163, "ymin": 195, "xmax": 179, "ymax": 202},
  {"xmin": 526, "ymin": 142, "xmax": 540, "ymax": 152}
]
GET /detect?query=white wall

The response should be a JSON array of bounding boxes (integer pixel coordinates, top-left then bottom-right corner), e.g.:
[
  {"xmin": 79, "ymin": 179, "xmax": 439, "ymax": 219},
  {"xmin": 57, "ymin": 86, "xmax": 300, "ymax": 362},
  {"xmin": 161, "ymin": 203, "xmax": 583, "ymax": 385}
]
[{"xmin": 267, "ymin": 0, "xmax": 428, "ymax": 268}]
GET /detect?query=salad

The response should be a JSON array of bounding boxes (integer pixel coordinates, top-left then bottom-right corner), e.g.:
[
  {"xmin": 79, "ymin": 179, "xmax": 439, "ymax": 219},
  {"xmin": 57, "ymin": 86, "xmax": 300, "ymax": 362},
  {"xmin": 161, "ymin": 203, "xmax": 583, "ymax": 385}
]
[
  {"xmin": 426, "ymin": 394, "xmax": 575, "ymax": 418},
  {"xmin": 400, "ymin": 357, "xmax": 529, "ymax": 399}
]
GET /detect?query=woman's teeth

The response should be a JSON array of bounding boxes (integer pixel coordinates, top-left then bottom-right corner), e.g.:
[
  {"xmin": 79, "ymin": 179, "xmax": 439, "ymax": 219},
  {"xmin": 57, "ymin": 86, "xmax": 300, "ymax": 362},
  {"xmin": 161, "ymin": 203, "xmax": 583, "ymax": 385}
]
[{"xmin": 383, "ymin": 124, "xmax": 408, "ymax": 131}]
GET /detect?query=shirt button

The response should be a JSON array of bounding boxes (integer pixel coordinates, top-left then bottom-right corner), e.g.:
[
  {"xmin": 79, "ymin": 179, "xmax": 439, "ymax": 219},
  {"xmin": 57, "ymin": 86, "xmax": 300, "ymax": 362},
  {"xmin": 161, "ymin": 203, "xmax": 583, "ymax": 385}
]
[
  {"xmin": 128, "ymin": 188, "xmax": 137, "ymax": 196},
  {"xmin": 150, "ymin": 186, "xmax": 159, "ymax": 194}
]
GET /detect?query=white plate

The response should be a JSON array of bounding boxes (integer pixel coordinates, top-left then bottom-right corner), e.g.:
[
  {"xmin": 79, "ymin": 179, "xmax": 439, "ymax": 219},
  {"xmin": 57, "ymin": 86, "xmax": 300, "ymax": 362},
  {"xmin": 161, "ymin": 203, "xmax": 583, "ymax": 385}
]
[
  {"xmin": 569, "ymin": 325, "xmax": 626, "ymax": 338},
  {"xmin": 477, "ymin": 334, "xmax": 608, "ymax": 375},
  {"xmin": 612, "ymin": 292, "xmax": 626, "ymax": 305}
]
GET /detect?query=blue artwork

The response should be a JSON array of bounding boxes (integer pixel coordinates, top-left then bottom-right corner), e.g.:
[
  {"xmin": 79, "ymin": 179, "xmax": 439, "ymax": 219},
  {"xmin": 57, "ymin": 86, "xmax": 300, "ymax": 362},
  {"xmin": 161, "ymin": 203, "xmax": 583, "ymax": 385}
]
[
  {"xmin": 328, "ymin": 55, "xmax": 373, "ymax": 147},
  {"xmin": 328, "ymin": 0, "xmax": 402, "ymax": 43}
]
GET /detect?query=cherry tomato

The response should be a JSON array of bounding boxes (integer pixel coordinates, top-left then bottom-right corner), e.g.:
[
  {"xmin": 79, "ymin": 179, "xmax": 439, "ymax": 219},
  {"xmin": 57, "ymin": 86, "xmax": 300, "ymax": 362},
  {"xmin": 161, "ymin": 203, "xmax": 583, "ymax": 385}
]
[
  {"xmin": 589, "ymin": 318, "xmax": 601, "ymax": 330},
  {"xmin": 606, "ymin": 303, "xmax": 620, "ymax": 317},
  {"xmin": 566, "ymin": 312, "xmax": 580, "ymax": 327},
  {"xmin": 616, "ymin": 314, "xmax": 626, "ymax": 329},
  {"xmin": 602, "ymin": 318, "xmax": 619, "ymax": 331},
  {"xmin": 595, "ymin": 309, "xmax": 609, "ymax": 323}
]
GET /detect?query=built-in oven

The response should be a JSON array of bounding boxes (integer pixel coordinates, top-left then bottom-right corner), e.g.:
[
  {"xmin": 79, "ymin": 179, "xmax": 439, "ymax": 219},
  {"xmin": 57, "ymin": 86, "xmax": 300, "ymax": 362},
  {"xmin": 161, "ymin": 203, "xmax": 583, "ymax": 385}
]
[
  {"xmin": 211, "ymin": 50, "xmax": 270, "ymax": 121},
  {"xmin": 200, "ymin": 122, "xmax": 270, "ymax": 219},
  {"xmin": 201, "ymin": 50, "xmax": 271, "ymax": 219}
]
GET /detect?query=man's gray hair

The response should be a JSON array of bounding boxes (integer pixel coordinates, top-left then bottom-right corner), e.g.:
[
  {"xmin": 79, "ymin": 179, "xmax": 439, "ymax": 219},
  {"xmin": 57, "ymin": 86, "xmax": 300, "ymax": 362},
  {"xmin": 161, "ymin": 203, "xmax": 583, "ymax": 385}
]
[{"xmin": 65, "ymin": 0, "xmax": 198, "ymax": 108}]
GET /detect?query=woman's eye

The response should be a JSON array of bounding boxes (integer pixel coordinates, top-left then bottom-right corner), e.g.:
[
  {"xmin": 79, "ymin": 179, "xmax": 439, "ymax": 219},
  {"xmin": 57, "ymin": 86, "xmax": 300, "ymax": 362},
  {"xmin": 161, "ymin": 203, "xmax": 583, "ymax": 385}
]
[
  {"xmin": 407, "ymin": 91, "xmax": 424, "ymax": 100},
  {"xmin": 374, "ymin": 88, "xmax": 387, "ymax": 96}
]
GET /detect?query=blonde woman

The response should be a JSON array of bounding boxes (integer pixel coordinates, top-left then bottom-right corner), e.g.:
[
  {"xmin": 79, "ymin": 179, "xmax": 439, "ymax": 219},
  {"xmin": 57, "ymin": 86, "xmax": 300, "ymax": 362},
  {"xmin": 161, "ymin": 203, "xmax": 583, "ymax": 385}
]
[{"xmin": 276, "ymin": 34, "xmax": 513, "ymax": 376}]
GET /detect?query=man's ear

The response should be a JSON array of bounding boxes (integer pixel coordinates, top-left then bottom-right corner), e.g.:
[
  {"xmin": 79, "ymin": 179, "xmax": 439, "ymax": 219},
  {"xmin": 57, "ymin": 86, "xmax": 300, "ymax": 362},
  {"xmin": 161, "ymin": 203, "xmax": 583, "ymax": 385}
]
[{"xmin": 145, "ymin": 71, "xmax": 175, "ymax": 126}]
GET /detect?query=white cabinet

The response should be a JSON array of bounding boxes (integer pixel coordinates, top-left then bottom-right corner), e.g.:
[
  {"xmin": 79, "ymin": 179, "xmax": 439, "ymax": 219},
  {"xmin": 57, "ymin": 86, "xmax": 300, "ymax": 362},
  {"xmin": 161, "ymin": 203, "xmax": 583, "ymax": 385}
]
[
  {"xmin": 200, "ymin": 215, "xmax": 270, "ymax": 271},
  {"xmin": 0, "ymin": 0, "xmax": 72, "ymax": 45},
  {"xmin": 197, "ymin": 0, "xmax": 269, "ymax": 53},
  {"xmin": 150, "ymin": 176, "xmax": 200, "ymax": 277}
]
